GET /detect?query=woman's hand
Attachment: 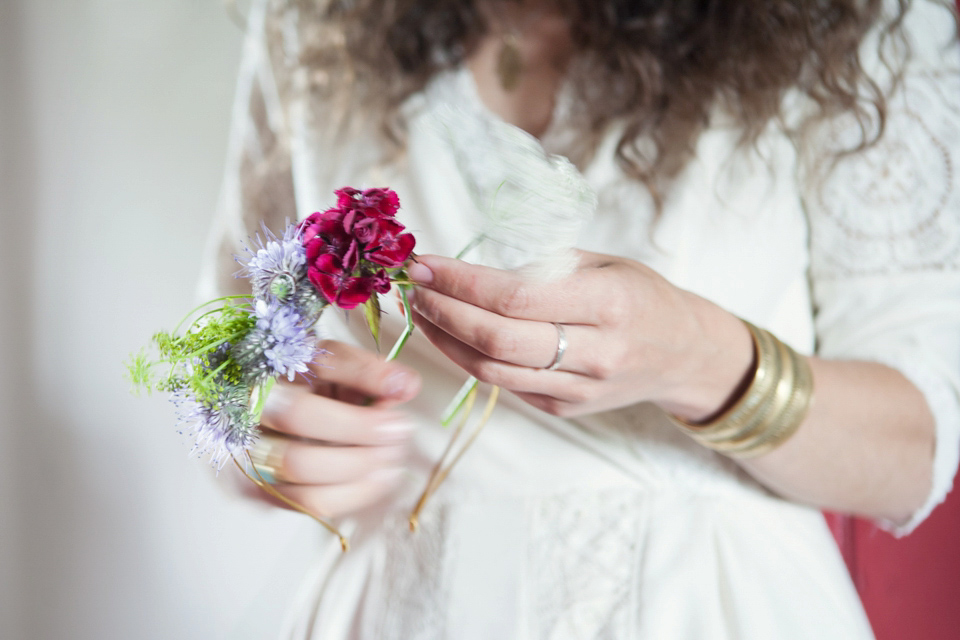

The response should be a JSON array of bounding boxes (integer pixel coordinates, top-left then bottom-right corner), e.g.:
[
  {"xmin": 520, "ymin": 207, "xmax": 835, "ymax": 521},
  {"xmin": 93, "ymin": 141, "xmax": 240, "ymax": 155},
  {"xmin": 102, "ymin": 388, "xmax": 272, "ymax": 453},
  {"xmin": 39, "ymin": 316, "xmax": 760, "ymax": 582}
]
[
  {"xmin": 241, "ymin": 340, "xmax": 421, "ymax": 519},
  {"xmin": 407, "ymin": 253, "xmax": 753, "ymax": 421},
  {"xmin": 408, "ymin": 253, "xmax": 935, "ymax": 521}
]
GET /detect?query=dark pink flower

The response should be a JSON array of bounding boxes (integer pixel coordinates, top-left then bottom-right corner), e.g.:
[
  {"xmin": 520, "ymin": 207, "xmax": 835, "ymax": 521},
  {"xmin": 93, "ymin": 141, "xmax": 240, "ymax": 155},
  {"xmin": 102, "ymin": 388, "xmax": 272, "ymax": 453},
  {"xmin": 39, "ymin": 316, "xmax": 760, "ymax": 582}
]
[
  {"xmin": 299, "ymin": 208, "xmax": 341, "ymax": 244},
  {"xmin": 335, "ymin": 187, "xmax": 400, "ymax": 218},
  {"xmin": 335, "ymin": 187, "xmax": 362, "ymax": 210},
  {"xmin": 371, "ymin": 268, "xmax": 391, "ymax": 294},
  {"xmin": 367, "ymin": 218, "xmax": 416, "ymax": 268},
  {"xmin": 351, "ymin": 217, "xmax": 379, "ymax": 244},
  {"xmin": 301, "ymin": 187, "xmax": 411, "ymax": 310},
  {"xmin": 359, "ymin": 188, "xmax": 401, "ymax": 217},
  {"xmin": 304, "ymin": 215, "xmax": 360, "ymax": 273},
  {"xmin": 307, "ymin": 253, "xmax": 375, "ymax": 310}
]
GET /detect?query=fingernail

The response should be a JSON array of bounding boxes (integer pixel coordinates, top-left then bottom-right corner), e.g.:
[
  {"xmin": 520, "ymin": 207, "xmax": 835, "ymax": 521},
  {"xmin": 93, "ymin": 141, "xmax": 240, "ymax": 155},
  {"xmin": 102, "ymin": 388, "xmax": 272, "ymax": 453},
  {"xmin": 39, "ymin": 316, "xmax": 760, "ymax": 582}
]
[
  {"xmin": 384, "ymin": 371, "xmax": 413, "ymax": 397},
  {"xmin": 407, "ymin": 262, "xmax": 434, "ymax": 285},
  {"xmin": 262, "ymin": 384, "xmax": 295, "ymax": 419},
  {"xmin": 376, "ymin": 420, "xmax": 414, "ymax": 442}
]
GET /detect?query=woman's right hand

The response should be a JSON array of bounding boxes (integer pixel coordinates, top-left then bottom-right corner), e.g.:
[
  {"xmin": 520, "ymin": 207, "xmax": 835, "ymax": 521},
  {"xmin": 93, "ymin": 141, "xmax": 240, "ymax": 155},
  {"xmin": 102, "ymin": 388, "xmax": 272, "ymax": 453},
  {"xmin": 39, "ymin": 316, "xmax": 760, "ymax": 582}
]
[{"xmin": 242, "ymin": 340, "xmax": 421, "ymax": 519}]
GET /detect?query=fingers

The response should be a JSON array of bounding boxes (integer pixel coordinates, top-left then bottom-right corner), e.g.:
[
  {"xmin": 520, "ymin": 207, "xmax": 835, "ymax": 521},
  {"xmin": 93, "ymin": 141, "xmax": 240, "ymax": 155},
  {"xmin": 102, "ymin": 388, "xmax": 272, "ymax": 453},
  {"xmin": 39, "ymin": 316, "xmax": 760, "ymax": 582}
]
[
  {"xmin": 512, "ymin": 391, "xmax": 585, "ymax": 419},
  {"xmin": 261, "ymin": 383, "xmax": 416, "ymax": 445},
  {"xmin": 413, "ymin": 286, "xmax": 608, "ymax": 375},
  {"xmin": 408, "ymin": 254, "xmax": 605, "ymax": 324},
  {"xmin": 412, "ymin": 308, "xmax": 600, "ymax": 402},
  {"xmin": 411, "ymin": 286, "xmax": 571, "ymax": 369},
  {"xmin": 268, "ymin": 469, "xmax": 406, "ymax": 519},
  {"xmin": 250, "ymin": 431, "xmax": 409, "ymax": 485},
  {"xmin": 307, "ymin": 340, "xmax": 421, "ymax": 406}
]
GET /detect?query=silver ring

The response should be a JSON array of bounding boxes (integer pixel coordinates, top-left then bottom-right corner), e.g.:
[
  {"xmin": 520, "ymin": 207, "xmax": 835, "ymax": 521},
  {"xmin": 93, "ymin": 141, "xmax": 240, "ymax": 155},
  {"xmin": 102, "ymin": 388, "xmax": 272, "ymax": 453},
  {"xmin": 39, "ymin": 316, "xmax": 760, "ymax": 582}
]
[{"xmin": 545, "ymin": 322, "xmax": 567, "ymax": 371}]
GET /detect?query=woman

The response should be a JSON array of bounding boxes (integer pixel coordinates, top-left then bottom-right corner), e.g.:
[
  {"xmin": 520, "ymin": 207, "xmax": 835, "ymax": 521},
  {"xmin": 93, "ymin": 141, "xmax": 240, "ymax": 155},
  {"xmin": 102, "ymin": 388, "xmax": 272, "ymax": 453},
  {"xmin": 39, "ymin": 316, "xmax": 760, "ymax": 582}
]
[{"xmin": 202, "ymin": 0, "xmax": 960, "ymax": 637}]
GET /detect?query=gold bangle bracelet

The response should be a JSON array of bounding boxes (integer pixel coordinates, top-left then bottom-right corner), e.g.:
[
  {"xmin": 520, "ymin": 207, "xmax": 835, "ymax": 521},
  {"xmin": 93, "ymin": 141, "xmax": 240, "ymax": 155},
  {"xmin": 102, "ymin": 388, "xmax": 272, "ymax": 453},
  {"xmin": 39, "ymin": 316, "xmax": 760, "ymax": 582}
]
[
  {"xmin": 728, "ymin": 343, "xmax": 813, "ymax": 459},
  {"xmin": 671, "ymin": 321, "xmax": 777, "ymax": 439},
  {"xmin": 696, "ymin": 326, "xmax": 782, "ymax": 443},
  {"xmin": 709, "ymin": 335, "xmax": 798, "ymax": 453},
  {"xmin": 668, "ymin": 319, "xmax": 814, "ymax": 459}
]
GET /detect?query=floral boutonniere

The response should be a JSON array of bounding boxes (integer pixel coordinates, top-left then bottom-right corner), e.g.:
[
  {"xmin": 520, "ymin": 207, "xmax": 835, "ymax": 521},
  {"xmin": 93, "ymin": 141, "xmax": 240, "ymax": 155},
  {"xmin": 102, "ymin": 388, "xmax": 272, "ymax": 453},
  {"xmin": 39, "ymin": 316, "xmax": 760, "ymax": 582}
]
[{"xmin": 128, "ymin": 187, "xmax": 416, "ymax": 550}]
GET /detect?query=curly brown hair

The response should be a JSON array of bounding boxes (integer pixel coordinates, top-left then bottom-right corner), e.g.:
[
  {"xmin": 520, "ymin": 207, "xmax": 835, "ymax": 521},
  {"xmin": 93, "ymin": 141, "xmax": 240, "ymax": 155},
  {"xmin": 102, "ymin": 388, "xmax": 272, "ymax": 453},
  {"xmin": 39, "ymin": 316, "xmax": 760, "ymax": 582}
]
[{"xmin": 265, "ymin": 0, "xmax": 957, "ymax": 206}]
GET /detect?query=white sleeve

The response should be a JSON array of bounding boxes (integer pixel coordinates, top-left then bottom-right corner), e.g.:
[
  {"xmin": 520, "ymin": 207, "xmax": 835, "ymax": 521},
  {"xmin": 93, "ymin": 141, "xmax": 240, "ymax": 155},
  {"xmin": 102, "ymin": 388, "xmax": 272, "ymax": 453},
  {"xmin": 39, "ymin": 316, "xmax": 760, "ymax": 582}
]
[
  {"xmin": 196, "ymin": 0, "xmax": 297, "ymax": 301},
  {"xmin": 805, "ymin": 0, "xmax": 960, "ymax": 535}
]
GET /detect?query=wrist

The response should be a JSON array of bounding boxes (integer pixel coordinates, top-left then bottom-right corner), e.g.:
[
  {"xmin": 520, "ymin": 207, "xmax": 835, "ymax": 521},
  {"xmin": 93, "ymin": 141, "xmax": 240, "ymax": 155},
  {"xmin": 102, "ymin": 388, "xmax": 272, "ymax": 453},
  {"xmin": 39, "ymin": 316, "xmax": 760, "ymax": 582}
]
[{"xmin": 655, "ymin": 293, "xmax": 755, "ymax": 423}]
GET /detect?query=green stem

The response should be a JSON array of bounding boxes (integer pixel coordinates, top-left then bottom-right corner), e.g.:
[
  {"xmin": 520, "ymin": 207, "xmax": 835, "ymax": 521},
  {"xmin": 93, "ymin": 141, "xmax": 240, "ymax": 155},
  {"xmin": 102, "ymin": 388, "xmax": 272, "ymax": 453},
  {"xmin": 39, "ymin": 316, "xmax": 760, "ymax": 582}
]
[
  {"xmin": 172, "ymin": 295, "xmax": 249, "ymax": 334},
  {"xmin": 455, "ymin": 234, "xmax": 486, "ymax": 261},
  {"xmin": 252, "ymin": 377, "xmax": 276, "ymax": 420},
  {"xmin": 200, "ymin": 358, "xmax": 231, "ymax": 386},
  {"xmin": 182, "ymin": 305, "xmax": 241, "ymax": 335},
  {"xmin": 159, "ymin": 331, "xmax": 248, "ymax": 388},
  {"xmin": 386, "ymin": 284, "xmax": 414, "ymax": 362},
  {"xmin": 163, "ymin": 331, "xmax": 248, "ymax": 366},
  {"xmin": 441, "ymin": 376, "xmax": 479, "ymax": 426}
]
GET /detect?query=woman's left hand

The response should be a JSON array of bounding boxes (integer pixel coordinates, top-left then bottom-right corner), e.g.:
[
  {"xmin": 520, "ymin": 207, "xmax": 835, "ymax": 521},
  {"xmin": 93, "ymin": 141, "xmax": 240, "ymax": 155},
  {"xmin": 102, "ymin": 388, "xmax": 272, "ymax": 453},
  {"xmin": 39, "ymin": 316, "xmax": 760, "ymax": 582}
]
[{"xmin": 407, "ymin": 252, "xmax": 754, "ymax": 420}]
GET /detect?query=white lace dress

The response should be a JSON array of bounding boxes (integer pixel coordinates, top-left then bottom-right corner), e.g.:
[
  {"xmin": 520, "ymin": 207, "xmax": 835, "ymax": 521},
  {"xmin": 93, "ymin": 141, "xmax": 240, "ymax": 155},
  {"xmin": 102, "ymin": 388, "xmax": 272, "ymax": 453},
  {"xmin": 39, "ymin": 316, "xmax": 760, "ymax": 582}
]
[{"xmin": 200, "ymin": 2, "xmax": 960, "ymax": 638}]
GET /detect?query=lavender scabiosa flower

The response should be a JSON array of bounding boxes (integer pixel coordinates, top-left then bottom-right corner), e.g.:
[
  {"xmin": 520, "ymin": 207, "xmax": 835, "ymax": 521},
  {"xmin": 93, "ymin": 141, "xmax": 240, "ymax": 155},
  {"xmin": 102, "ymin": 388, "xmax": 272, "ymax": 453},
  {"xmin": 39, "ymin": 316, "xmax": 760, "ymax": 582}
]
[
  {"xmin": 232, "ymin": 300, "xmax": 320, "ymax": 384},
  {"xmin": 292, "ymin": 274, "xmax": 327, "ymax": 324},
  {"xmin": 173, "ymin": 385, "xmax": 258, "ymax": 470},
  {"xmin": 239, "ymin": 223, "xmax": 307, "ymax": 303}
]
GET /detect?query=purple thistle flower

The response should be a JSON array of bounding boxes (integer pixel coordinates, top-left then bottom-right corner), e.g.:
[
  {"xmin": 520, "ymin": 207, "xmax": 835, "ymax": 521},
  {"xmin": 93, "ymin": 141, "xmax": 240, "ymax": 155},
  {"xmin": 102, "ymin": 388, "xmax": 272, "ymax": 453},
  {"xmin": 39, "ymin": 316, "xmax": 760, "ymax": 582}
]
[
  {"xmin": 173, "ymin": 386, "xmax": 258, "ymax": 470},
  {"xmin": 232, "ymin": 300, "xmax": 321, "ymax": 384},
  {"xmin": 238, "ymin": 223, "xmax": 307, "ymax": 303}
]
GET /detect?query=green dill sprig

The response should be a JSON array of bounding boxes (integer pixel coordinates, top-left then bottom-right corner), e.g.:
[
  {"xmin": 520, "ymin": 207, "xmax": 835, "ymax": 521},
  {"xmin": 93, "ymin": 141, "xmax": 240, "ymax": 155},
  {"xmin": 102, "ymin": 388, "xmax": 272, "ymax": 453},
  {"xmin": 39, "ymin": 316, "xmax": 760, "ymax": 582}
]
[{"xmin": 126, "ymin": 296, "xmax": 255, "ymax": 405}]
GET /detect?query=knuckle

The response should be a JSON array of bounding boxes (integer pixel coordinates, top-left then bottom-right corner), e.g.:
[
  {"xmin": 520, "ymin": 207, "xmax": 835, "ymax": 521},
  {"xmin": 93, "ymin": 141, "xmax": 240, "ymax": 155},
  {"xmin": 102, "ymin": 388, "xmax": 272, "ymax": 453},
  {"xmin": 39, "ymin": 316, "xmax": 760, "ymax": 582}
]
[
  {"xmin": 588, "ymin": 353, "xmax": 619, "ymax": 380},
  {"xmin": 495, "ymin": 282, "xmax": 531, "ymax": 317},
  {"xmin": 539, "ymin": 397, "xmax": 567, "ymax": 417},
  {"xmin": 416, "ymin": 288, "xmax": 444, "ymax": 321},
  {"xmin": 471, "ymin": 360, "xmax": 505, "ymax": 386},
  {"xmin": 562, "ymin": 382, "xmax": 593, "ymax": 405},
  {"xmin": 598, "ymin": 299, "xmax": 629, "ymax": 326},
  {"xmin": 448, "ymin": 269, "xmax": 479, "ymax": 300},
  {"xmin": 279, "ymin": 446, "xmax": 308, "ymax": 484},
  {"xmin": 476, "ymin": 327, "xmax": 518, "ymax": 361}
]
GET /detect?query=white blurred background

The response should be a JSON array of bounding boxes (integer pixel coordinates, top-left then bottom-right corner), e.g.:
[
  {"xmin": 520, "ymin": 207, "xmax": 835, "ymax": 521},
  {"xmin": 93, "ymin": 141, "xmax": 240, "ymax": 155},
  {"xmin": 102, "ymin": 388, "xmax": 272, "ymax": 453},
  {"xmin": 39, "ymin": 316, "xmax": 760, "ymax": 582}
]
[{"xmin": 0, "ymin": 2, "xmax": 320, "ymax": 638}]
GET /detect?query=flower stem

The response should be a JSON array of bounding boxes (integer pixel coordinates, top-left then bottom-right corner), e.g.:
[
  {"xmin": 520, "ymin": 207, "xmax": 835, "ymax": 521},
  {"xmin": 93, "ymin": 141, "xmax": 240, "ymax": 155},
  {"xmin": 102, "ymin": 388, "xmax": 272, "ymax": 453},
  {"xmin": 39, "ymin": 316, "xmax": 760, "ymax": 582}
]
[
  {"xmin": 172, "ymin": 295, "xmax": 249, "ymax": 335},
  {"xmin": 386, "ymin": 284, "xmax": 414, "ymax": 362},
  {"xmin": 410, "ymin": 383, "xmax": 477, "ymax": 532},
  {"xmin": 454, "ymin": 234, "xmax": 486, "ymax": 261},
  {"xmin": 409, "ymin": 385, "xmax": 499, "ymax": 532},
  {"xmin": 441, "ymin": 376, "xmax": 479, "ymax": 426},
  {"xmin": 234, "ymin": 452, "xmax": 349, "ymax": 552}
]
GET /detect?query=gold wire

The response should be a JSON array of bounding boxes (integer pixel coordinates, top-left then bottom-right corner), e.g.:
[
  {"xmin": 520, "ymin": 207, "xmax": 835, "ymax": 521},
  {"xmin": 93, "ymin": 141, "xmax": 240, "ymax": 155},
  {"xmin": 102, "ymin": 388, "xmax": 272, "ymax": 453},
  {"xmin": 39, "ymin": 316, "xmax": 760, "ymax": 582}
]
[
  {"xmin": 409, "ymin": 385, "xmax": 500, "ymax": 532},
  {"xmin": 234, "ymin": 452, "xmax": 349, "ymax": 552},
  {"xmin": 409, "ymin": 384, "xmax": 479, "ymax": 531}
]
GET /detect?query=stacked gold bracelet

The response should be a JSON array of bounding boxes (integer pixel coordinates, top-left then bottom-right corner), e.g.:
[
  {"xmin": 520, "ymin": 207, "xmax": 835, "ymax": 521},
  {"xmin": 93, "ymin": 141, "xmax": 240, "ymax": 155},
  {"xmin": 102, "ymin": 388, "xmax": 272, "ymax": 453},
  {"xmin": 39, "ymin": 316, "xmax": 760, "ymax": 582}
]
[{"xmin": 669, "ymin": 320, "xmax": 814, "ymax": 459}]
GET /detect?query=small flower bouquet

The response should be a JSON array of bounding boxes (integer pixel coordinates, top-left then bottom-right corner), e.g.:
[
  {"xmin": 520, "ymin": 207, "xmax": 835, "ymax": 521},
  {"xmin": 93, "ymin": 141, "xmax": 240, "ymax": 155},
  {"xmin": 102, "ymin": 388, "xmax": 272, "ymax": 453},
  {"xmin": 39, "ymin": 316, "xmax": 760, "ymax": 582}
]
[
  {"xmin": 128, "ymin": 187, "xmax": 416, "ymax": 550},
  {"xmin": 130, "ymin": 95, "xmax": 598, "ymax": 550}
]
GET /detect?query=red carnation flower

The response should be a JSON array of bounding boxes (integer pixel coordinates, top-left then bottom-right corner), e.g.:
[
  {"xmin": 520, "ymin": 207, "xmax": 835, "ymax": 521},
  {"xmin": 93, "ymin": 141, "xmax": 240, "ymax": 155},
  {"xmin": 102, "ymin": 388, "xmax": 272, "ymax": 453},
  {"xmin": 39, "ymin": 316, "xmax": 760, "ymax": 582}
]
[
  {"xmin": 301, "ymin": 187, "xmax": 411, "ymax": 310},
  {"xmin": 367, "ymin": 218, "xmax": 416, "ymax": 268},
  {"xmin": 335, "ymin": 187, "xmax": 401, "ymax": 218},
  {"xmin": 307, "ymin": 253, "xmax": 375, "ymax": 310}
]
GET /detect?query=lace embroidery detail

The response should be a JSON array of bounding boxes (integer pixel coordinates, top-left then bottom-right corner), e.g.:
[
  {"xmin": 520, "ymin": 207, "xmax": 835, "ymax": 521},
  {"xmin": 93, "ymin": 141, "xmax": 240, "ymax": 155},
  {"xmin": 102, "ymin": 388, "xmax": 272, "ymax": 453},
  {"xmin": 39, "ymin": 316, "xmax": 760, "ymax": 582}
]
[
  {"xmin": 529, "ymin": 490, "xmax": 642, "ymax": 639},
  {"xmin": 373, "ymin": 506, "xmax": 449, "ymax": 640},
  {"xmin": 810, "ymin": 68, "xmax": 960, "ymax": 279}
]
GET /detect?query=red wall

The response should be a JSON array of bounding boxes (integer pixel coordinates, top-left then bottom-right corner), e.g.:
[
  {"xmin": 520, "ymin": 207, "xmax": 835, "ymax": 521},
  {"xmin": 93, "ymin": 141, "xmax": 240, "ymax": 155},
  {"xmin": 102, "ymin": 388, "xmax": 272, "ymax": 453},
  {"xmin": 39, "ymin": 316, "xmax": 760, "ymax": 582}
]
[
  {"xmin": 829, "ymin": 7, "xmax": 960, "ymax": 638},
  {"xmin": 828, "ymin": 489, "xmax": 960, "ymax": 640}
]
